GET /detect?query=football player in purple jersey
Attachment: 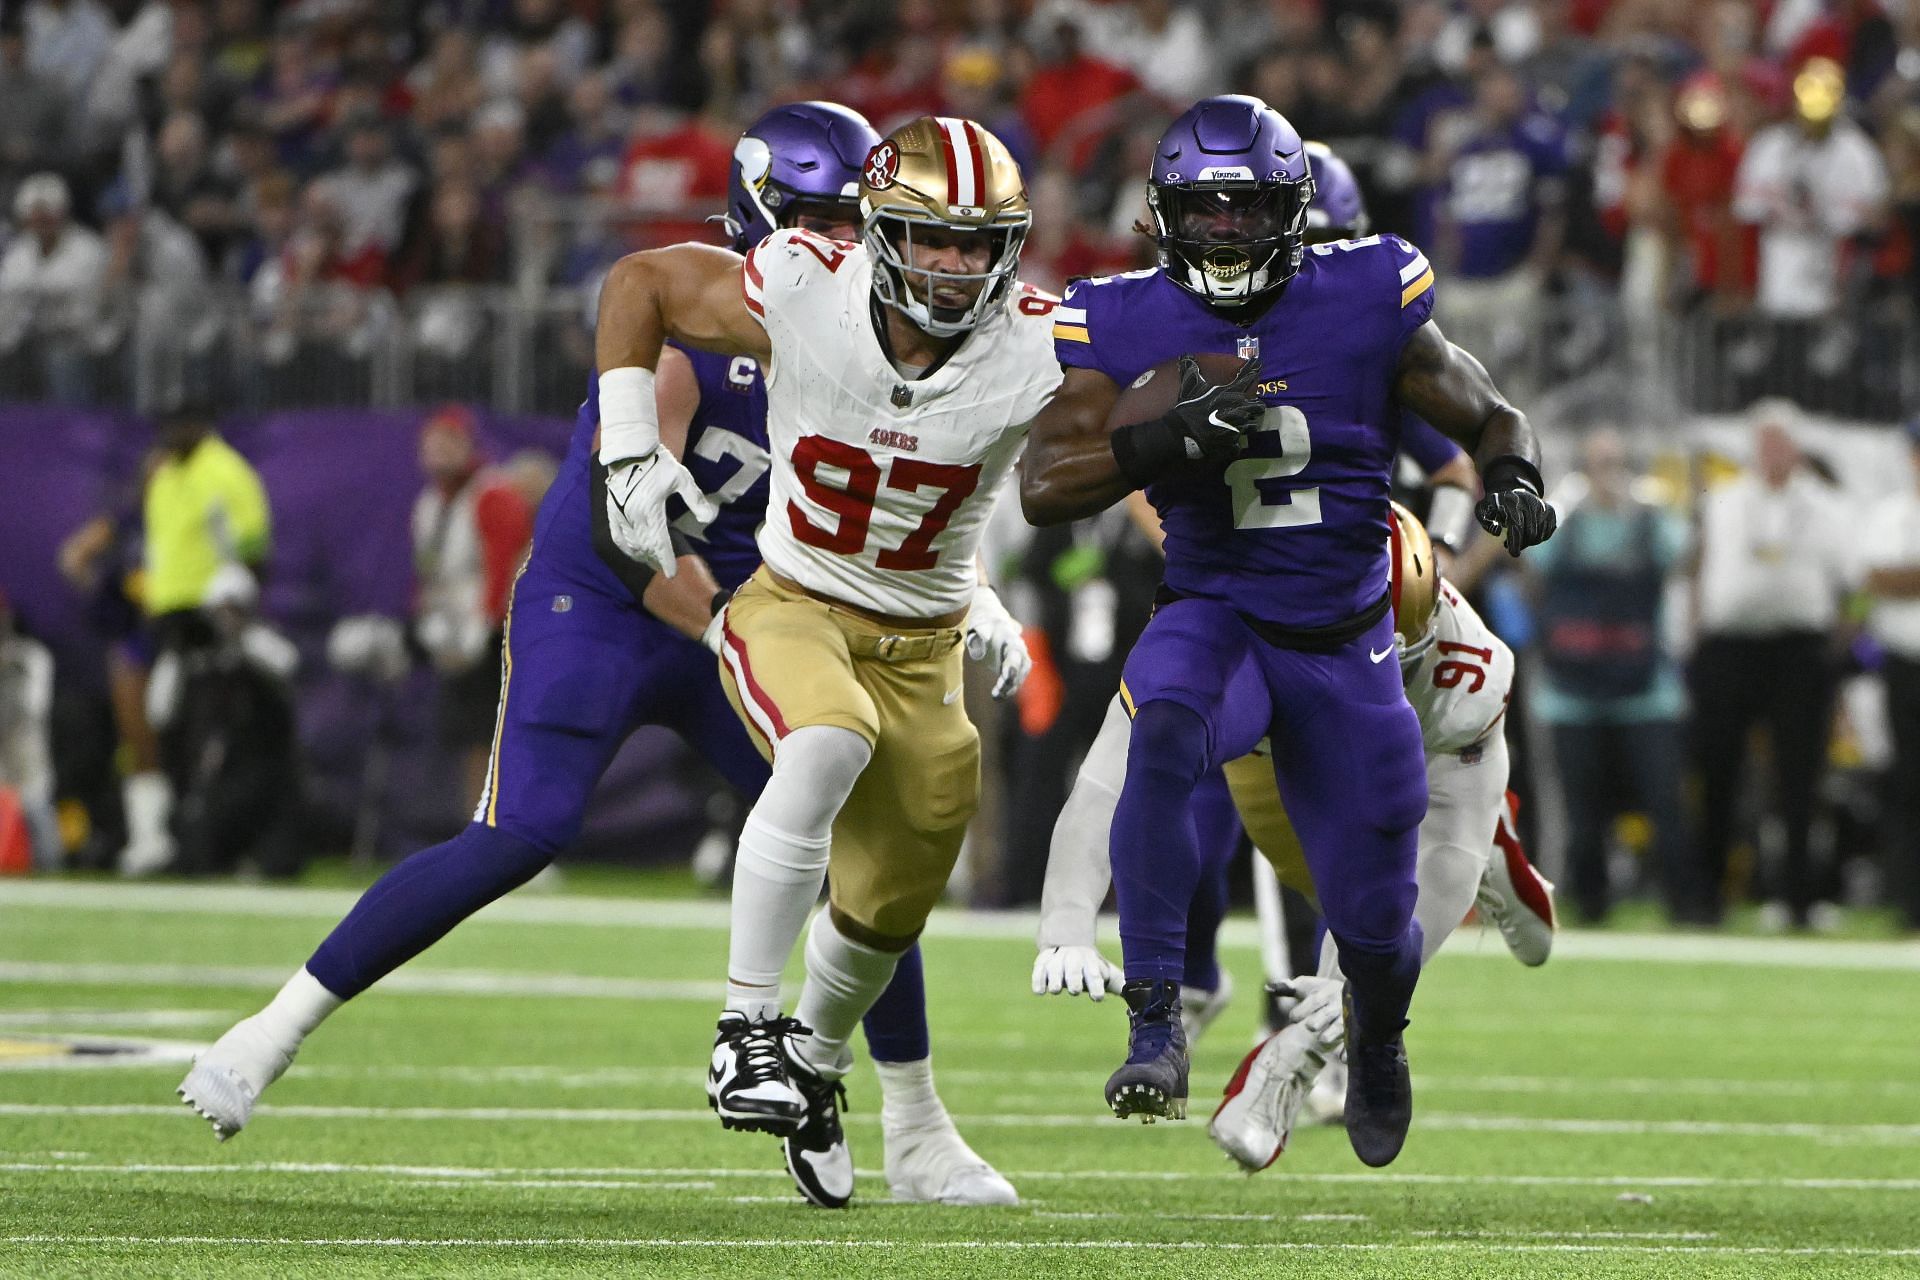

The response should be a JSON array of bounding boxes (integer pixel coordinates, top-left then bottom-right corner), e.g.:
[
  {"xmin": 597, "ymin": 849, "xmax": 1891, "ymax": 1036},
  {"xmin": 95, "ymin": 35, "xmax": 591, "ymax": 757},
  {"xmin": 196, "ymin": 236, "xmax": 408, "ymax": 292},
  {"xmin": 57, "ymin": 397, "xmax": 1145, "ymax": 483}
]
[
  {"xmin": 179, "ymin": 102, "xmax": 1017, "ymax": 1208},
  {"xmin": 1021, "ymin": 95, "xmax": 1554, "ymax": 1166}
]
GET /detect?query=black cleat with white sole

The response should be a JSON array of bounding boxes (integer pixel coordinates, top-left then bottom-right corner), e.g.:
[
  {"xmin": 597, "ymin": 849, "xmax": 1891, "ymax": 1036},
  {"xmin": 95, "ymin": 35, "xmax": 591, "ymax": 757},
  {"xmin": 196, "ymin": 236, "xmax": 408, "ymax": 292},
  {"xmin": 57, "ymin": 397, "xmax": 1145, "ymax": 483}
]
[
  {"xmin": 783, "ymin": 1056, "xmax": 853, "ymax": 1208},
  {"xmin": 1104, "ymin": 979, "xmax": 1189, "ymax": 1122},
  {"xmin": 707, "ymin": 1011, "xmax": 808, "ymax": 1135},
  {"xmin": 1340, "ymin": 983, "xmax": 1412, "ymax": 1167}
]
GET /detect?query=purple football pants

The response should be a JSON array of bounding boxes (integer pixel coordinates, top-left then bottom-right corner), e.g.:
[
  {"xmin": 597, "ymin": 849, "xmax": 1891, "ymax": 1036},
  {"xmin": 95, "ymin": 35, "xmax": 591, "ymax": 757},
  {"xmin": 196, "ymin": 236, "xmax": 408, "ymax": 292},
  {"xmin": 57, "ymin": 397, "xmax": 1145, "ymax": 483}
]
[{"xmin": 1110, "ymin": 596, "xmax": 1427, "ymax": 1032}]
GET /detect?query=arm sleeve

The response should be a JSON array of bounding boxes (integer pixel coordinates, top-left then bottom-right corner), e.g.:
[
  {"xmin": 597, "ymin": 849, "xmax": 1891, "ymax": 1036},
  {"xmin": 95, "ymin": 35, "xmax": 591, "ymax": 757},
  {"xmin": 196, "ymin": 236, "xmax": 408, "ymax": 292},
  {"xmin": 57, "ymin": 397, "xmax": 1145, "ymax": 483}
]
[
  {"xmin": 224, "ymin": 453, "xmax": 272, "ymax": 566},
  {"xmin": 473, "ymin": 484, "xmax": 534, "ymax": 623},
  {"xmin": 1036, "ymin": 694, "xmax": 1131, "ymax": 949},
  {"xmin": 1400, "ymin": 413, "xmax": 1466, "ymax": 475}
]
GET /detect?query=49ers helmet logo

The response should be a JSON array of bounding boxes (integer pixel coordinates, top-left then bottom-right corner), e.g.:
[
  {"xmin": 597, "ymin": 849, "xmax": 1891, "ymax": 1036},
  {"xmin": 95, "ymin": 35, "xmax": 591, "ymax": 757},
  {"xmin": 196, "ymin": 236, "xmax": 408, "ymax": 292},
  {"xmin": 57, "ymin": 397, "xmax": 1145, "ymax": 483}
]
[{"xmin": 864, "ymin": 141, "xmax": 900, "ymax": 190}]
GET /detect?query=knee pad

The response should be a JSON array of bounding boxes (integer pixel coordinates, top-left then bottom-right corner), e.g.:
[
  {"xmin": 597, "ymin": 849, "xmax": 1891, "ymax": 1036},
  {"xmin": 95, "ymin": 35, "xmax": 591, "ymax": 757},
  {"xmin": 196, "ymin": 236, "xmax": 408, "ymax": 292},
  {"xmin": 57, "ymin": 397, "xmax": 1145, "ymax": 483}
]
[
  {"xmin": 1125, "ymin": 700, "xmax": 1213, "ymax": 782},
  {"xmin": 1325, "ymin": 878, "xmax": 1419, "ymax": 955}
]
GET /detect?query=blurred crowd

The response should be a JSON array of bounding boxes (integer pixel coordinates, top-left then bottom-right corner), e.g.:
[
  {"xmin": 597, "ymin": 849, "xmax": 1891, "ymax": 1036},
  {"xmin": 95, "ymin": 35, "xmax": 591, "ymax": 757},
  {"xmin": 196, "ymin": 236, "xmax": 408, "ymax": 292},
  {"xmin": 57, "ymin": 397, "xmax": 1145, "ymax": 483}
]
[
  {"xmin": 3, "ymin": 0, "xmax": 1920, "ymax": 933},
  {"xmin": 1, "ymin": 0, "xmax": 1919, "ymax": 412}
]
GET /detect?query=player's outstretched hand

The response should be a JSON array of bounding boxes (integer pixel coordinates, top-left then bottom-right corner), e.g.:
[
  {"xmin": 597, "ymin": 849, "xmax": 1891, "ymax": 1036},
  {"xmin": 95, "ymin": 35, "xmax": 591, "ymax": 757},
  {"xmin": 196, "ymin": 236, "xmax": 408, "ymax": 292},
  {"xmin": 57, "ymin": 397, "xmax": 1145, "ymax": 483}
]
[
  {"xmin": 1171, "ymin": 354, "xmax": 1265, "ymax": 461},
  {"xmin": 603, "ymin": 450, "xmax": 716, "ymax": 576},
  {"xmin": 1475, "ymin": 459, "xmax": 1557, "ymax": 557},
  {"xmin": 966, "ymin": 584, "xmax": 1031, "ymax": 700},
  {"xmin": 1032, "ymin": 945, "xmax": 1126, "ymax": 999}
]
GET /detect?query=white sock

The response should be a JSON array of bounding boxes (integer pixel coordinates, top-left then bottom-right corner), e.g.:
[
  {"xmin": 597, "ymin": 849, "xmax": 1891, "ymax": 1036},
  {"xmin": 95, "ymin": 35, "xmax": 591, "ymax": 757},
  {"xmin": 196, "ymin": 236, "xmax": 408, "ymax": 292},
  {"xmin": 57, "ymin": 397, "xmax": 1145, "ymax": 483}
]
[
  {"xmin": 876, "ymin": 1057, "xmax": 950, "ymax": 1132},
  {"xmin": 249, "ymin": 968, "xmax": 342, "ymax": 1057},
  {"xmin": 793, "ymin": 909, "xmax": 901, "ymax": 1080},
  {"xmin": 725, "ymin": 725, "xmax": 872, "ymax": 1021}
]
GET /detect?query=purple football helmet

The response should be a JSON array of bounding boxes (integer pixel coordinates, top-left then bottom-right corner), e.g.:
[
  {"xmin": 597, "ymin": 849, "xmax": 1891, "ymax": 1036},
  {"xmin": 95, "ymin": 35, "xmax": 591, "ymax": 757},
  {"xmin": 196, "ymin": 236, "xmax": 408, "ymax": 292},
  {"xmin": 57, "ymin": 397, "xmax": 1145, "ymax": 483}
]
[
  {"xmin": 1304, "ymin": 141, "xmax": 1370, "ymax": 241},
  {"xmin": 1147, "ymin": 95, "xmax": 1315, "ymax": 307},
  {"xmin": 722, "ymin": 101, "xmax": 881, "ymax": 252}
]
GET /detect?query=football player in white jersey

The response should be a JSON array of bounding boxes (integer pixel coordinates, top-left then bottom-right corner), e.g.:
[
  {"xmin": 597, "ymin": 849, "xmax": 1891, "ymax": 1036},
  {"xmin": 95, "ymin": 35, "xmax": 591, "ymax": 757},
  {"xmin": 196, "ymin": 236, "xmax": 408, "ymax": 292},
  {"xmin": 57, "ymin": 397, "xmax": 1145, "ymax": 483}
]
[
  {"xmin": 592, "ymin": 115, "xmax": 1060, "ymax": 1207},
  {"xmin": 1033, "ymin": 505, "xmax": 1555, "ymax": 1167}
]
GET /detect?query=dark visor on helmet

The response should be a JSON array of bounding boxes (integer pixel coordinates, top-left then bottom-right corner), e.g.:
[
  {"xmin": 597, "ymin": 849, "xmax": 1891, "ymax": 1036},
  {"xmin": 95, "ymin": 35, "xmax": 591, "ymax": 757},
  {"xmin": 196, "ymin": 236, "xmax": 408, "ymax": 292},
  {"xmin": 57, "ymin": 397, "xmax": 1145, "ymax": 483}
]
[{"xmin": 1163, "ymin": 181, "xmax": 1311, "ymax": 247}]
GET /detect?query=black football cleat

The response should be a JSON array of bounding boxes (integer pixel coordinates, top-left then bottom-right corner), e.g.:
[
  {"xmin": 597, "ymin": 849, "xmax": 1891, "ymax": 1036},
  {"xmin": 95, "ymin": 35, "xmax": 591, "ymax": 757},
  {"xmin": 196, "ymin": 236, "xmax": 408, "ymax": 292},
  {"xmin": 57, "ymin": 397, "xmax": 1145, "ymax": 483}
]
[
  {"xmin": 1104, "ymin": 979, "xmax": 1189, "ymax": 1122},
  {"xmin": 783, "ymin": 1055, "xmax": 854, "ymax": 1208},
  {"xmin": 1340, "ymin": 982, "xmax": 1412, "ymax": 1167},
  {"xmin": 707, "ymin": 1011, "xmax": 807, "ymax": 1135}
]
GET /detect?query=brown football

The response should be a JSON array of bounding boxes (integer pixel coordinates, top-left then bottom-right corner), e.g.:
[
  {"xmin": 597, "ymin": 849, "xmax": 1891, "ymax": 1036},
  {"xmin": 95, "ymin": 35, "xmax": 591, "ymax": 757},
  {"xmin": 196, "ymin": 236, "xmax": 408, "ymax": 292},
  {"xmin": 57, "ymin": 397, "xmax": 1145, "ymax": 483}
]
[{"xmin": 1105, "ymin": 352, "xmax": 1255, "ymax": 432}]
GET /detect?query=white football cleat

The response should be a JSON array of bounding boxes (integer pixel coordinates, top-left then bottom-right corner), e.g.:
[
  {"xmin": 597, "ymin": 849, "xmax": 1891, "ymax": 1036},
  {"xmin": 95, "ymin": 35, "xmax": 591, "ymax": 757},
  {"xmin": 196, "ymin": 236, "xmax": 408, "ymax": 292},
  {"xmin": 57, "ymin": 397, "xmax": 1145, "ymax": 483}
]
[
  {"xmin": 176, "ymin": 1015, "xmax": 295, "ymax": 1141},
  {"xmin": 1478, "ymin": 791, "xmax": 1556, "ymax": 967},
  {"xmin": 1179, "ymin": 968, "xmax": 1234, "ymax": 1046},
  {"xmin": 1209, "ymin": 1021, "xmax": 1320, "ymax": 1171},
  {"xmin": 707, "ymin": 1011, "xmax": 808, "ymax": 1134},
  {"xmin": 1209, "ymin": 975, "xmax": 1343, "ymax": 1170},
  {"xmin": 783, "ymin": 1054, "xmax": 854, "ymax": 1209},
  {"xmin": 884, "ymin": 1119, "xmax": 1019, "ymax": 1206}
]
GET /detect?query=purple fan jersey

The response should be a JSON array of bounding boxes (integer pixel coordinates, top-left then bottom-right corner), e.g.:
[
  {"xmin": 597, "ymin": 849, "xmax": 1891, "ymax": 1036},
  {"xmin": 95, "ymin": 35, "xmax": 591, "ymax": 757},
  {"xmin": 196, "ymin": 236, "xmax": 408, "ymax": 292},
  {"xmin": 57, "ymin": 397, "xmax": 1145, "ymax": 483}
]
[
  {"xmin": 1056, "ymin": 234, "xmax": 1437, "ymax": 629},
  {"xmin": 536, "ymin": 344, "xmax": 770, "ymax": 597}
]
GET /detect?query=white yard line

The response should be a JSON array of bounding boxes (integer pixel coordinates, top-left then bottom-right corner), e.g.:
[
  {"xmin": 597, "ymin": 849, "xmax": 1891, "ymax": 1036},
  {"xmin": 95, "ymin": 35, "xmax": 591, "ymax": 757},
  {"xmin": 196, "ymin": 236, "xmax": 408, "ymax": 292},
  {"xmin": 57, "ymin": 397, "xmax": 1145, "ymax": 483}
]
[
  {"xmin": 0, "ymin": 961, "xmax": 718, "ymax": 1001},
  {"xmin": 0, "ymin": 1009, "xmax": 230, "ymax": 1029},
  {"xmin": 4, "ymin": 1160, "xmax": 1918, "ymax": 1192},
  {"xmin": 6, "ymin": 881, "xmax": 1919, "ymax": 971},
  {"xmin": 2, "ymin": 1235, "xmax": 1916, "ymax": 1258},
  {"xmin": 4, "ymin": 1054, "xmax": 1903, "ymax": 1106},
  {"xmin": 5, "ymin": 1102, "xmax": 1919, "ymax": 1141}
]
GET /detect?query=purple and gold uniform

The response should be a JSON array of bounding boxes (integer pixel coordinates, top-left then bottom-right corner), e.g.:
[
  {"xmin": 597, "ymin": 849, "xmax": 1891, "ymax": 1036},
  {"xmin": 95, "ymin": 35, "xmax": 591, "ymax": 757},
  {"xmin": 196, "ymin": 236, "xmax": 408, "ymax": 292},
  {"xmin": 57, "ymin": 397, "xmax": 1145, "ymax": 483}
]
[
  {"xmin": 468, "ymin": 351, "xmax": 775, "ymax": 850},
  {"xmin": 1060, "ymin": 236, "xmax": 1434, "ymax": 629},
  {"xmin": 1059, "ymin": 233, "xmax": 1434, "ymax": 987},
  {"xmin": 304, "ymin": 354, "xmax": 777, "ymax": 1002}
]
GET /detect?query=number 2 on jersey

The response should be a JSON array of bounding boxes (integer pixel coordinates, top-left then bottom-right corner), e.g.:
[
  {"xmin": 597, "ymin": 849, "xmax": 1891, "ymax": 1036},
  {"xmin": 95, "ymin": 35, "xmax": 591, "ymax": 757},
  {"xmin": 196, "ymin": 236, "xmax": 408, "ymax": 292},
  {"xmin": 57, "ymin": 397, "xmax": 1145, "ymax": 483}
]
[
  {"xmin": 788, "ymin": 436, "xmax": 980, "ymax": 570},
  {"xmin": 1226, "ymin": 405, "xmax": 1322, "ymax": 530}
]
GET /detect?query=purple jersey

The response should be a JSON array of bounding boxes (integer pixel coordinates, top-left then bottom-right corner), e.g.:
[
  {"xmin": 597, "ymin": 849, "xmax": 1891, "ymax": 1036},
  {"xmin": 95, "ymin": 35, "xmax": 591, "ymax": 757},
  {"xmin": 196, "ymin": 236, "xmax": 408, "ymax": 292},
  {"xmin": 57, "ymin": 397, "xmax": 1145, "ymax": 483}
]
[
  {"xmin": 1445, "ymin": 113, "xmax": 1568, "ymax": 279},
  {"xmin": 1056, "ymin": 235, "xmax": 1437, "ymax": 630},
  {"xmin": 532, "ymin": 344, "xmax": 772, "ymax": 596}
]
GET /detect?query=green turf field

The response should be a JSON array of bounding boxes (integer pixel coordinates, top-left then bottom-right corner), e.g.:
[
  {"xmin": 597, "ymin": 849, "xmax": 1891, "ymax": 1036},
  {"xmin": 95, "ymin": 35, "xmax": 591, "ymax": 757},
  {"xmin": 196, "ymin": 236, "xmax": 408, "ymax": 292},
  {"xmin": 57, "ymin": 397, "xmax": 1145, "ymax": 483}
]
[{"xmin": 2, "ymin": 877, "xmax": 1918, "ymax": 1278}]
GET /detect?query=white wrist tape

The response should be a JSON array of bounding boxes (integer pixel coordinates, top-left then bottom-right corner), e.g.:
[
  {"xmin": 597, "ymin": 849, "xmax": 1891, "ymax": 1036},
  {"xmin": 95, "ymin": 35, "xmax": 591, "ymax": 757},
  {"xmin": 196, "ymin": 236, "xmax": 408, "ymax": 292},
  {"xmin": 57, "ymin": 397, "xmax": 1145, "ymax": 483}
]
[{"xmin": 597, "ymin": 366, "xmax": 659, "ymax": 463}]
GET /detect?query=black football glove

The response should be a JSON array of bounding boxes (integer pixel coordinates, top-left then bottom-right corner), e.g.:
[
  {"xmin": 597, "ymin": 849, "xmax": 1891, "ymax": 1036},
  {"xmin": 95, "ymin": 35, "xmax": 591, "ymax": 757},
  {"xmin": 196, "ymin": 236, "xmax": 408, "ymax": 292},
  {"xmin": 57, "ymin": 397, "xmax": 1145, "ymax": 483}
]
[
  {"xmin": 1168, "ymin": 354, "xmax": 1266, "ymax": 461},
  {"xmin": 1111, "ymin": 355, "xmax": 1267, "ymax": 488},
  {"xmin": 1476, "ymin": 457, "xmax": 1557, "ymax": 557}
]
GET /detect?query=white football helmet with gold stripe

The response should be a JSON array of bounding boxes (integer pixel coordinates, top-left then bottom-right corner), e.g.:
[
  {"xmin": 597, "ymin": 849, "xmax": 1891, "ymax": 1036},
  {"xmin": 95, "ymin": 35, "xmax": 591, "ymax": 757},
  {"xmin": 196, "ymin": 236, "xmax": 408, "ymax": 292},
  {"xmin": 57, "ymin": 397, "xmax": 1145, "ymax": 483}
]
[{"xmin": 859, "ymin": 115, "xmax": 1031, "ymax": 337}]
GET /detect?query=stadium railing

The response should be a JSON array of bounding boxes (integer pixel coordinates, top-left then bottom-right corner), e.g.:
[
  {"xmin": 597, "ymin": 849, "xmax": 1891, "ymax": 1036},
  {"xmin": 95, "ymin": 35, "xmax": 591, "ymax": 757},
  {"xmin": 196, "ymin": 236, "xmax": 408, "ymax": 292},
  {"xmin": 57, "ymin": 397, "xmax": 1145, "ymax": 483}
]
[{"xmin": 2, "ymin": 282, "xmax": 1911, "ymax": 426}]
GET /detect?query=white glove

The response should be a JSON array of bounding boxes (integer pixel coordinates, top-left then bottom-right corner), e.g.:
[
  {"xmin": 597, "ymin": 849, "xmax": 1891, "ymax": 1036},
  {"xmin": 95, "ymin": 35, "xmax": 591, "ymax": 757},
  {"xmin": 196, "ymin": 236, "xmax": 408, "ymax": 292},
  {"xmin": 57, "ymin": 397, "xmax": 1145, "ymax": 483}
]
[
  {"xmin": 1278, "ymin": 975, "xmax": 1345, "ymax": 1043},
  {"xmin": 965, "ymin": 584, "xmax": 1031, "ymax": 700},
  {"xmin": 1031, "ymin": 945, "xmax": 1125, "ymax": 999},
  {"xmin": 701, "ymin": 599, "xmax": 728, "ymax": 655},
  {"xmin": 604, "ymin": 450, "xmax": 715, "ymax": 577}
]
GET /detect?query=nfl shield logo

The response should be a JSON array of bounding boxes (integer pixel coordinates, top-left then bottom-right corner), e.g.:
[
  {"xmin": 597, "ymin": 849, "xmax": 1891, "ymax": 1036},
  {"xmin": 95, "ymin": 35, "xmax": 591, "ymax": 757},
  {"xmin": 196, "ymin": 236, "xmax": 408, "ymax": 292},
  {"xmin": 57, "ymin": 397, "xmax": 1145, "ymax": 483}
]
[
  {"xmin": 891, "ymin": 384, "xmax": 913, "ymax": 408},
  {"xmin": 1237, "ymin": 335, "xmax": 1260, "ymax": 361}
]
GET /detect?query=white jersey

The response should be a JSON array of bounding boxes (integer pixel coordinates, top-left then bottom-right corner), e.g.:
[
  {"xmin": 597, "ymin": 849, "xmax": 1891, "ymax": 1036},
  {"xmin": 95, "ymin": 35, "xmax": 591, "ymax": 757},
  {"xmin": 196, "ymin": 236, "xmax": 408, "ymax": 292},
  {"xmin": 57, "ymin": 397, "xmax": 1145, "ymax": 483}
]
[
  {"xmin": 742, "ymin": 227, "xmax": 1062, "ymax": 617},
  {"xmin": 1404, "ymin": 581, "xmax": 1514, "ymax": 756}
]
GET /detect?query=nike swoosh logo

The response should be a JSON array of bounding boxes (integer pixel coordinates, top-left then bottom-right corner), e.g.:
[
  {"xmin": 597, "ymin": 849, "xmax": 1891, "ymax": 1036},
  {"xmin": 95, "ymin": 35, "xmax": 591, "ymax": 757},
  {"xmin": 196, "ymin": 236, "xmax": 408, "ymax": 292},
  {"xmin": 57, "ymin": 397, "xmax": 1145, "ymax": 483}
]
[
  {"xmin": 1369, "ymin": 646, "xmax": 1394, "ymax": 664},
  {"xmin": 943, "ymin": 686, "xmax": 963, "ymax": 705},
  {"xmin": 1207, "ymin": 410, "xmax": 1236, "ymax": 433}
]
